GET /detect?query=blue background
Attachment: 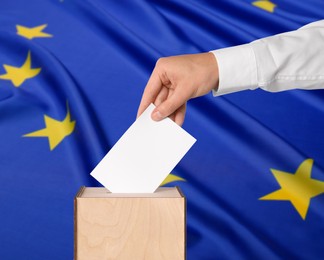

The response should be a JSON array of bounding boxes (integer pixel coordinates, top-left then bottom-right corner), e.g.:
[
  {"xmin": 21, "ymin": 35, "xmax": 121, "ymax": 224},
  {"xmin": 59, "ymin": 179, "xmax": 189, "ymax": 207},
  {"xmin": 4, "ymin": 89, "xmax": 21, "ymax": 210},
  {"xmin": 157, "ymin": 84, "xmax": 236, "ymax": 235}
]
[{"xmin": 0, "ymin": 1, "xmax": 324, "ymax": 259}]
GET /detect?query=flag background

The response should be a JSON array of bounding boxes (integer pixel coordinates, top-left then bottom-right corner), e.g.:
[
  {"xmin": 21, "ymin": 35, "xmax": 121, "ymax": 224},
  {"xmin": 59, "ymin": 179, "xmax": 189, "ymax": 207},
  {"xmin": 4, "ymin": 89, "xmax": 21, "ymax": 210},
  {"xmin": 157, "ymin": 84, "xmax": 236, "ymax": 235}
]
[{"xmin": 0, "ymin": 0, "xmax": 324, "ymax": 259}]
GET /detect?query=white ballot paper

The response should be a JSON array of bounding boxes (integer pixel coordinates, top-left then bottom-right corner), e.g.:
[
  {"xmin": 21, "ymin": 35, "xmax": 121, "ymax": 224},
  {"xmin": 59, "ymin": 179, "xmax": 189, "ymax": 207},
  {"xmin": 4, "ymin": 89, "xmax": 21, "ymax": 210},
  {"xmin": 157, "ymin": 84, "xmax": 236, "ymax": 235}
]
[{"xmin": 90, "ymin": 104, "xmax": 196, "ymax": 193}]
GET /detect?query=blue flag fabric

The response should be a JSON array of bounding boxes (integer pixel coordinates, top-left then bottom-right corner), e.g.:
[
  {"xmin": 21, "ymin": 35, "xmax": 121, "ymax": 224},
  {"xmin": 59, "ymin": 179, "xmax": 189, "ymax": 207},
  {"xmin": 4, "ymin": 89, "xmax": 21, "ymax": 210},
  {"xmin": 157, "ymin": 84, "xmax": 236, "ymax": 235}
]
[{"xmin": 1, "ymin": 1, "xmax": 324, "ymax": 259}]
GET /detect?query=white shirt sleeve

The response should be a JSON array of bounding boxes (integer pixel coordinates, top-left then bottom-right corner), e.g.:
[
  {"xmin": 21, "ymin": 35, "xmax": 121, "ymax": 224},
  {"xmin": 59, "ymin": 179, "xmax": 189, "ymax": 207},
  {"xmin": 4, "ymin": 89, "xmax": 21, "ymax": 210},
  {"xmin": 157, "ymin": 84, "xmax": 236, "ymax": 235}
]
[{"xmin": 210, "ymin": 20, "xmax": 324, "ymax": 96}]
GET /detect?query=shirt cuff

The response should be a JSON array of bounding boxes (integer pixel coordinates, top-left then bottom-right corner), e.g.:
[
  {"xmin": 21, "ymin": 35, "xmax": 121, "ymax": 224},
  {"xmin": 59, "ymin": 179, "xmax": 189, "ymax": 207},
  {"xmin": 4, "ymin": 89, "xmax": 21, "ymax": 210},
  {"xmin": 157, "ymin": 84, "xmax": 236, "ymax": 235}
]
[{"xmin": 210, "ymin": 43, "xmax": 258, "ymax": 96}]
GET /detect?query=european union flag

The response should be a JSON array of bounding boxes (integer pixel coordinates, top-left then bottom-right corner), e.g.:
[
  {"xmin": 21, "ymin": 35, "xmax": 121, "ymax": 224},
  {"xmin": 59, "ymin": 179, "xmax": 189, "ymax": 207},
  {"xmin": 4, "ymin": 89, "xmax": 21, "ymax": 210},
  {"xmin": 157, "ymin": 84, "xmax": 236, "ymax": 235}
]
[{"xmin": 1, "ymin": 1, "xmax": 324, "ymax": 259}]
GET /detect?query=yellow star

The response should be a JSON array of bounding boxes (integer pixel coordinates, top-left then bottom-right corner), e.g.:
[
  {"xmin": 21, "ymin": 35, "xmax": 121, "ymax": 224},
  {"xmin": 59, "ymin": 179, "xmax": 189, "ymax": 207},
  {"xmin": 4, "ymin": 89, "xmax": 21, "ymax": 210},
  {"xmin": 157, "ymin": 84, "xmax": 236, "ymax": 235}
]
[
  {"xmin": 252, "ymin": 1, "xmax": 277, "ymax": 13},
  {"xmin": 23, "ymin": 104, "xmax": 76, "ymax": 151},
  {"xmin": 160, "ymin": 173, "xmax": 185, "ymax": 186},
  {"xmin": 260, "ymin": 159, "xmax": 324, "ymax": 220},
  {"xmin": 0, "ymin": 51, "xmax": 41, "ymax": 87},
  {"xmin": 16, "ymin": 24, "xmax": 53, "ymax": 40}
]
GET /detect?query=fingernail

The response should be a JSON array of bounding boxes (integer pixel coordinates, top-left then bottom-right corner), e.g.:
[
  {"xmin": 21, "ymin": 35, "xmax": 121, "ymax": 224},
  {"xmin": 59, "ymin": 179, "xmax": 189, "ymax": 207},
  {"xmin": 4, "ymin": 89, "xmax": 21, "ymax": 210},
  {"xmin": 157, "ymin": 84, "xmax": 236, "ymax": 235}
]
[{"xmin": 152, "ymin": 110, "xmax": 163, "ymax": 121}]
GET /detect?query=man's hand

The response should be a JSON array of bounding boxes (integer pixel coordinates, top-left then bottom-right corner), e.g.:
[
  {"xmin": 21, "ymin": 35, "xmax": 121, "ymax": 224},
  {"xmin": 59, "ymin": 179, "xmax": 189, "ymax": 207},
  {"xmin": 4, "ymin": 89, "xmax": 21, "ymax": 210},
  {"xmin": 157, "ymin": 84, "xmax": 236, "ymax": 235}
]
[{"xmin": 137, "ymin": 52, "xmax": 219, "ymax": 125}]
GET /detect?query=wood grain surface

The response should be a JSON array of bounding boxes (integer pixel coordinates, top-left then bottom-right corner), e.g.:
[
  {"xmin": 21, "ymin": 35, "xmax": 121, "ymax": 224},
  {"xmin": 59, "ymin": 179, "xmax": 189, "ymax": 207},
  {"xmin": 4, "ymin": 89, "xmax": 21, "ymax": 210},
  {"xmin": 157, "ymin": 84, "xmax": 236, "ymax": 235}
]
[{"xmin": 75, "ymin": 187, "xmax": 185, "ymax": 260}]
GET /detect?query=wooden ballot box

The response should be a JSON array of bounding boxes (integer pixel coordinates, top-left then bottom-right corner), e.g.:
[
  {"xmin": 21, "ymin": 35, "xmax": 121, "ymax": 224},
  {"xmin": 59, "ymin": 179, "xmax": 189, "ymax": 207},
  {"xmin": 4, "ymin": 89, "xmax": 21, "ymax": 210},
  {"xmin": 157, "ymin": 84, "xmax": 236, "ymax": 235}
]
[{"xmin": 74, "ymin": 186, "xmax": 186, "ymax": 260}]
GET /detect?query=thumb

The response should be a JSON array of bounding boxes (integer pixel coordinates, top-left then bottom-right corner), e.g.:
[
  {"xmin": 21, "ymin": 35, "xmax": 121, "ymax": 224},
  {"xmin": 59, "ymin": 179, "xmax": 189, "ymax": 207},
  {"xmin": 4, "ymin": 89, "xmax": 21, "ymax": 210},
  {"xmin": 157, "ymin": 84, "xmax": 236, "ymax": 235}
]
[{"xmin": 151, "ymin": 91, "xmax": 187, "ymax": 121}]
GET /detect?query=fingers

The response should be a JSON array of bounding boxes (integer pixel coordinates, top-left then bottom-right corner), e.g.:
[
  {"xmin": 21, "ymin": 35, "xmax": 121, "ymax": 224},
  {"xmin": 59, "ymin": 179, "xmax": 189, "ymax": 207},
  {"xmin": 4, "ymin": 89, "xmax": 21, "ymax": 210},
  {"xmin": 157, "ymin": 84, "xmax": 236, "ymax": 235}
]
[
  {"xmin": 151, "ymin": 99, "xmax": 186, "ymax": 126},
  {"xmin": 154, "ymin": 86, "xmax": 168, "ymax": 107},
  {"xmin": 137, "ymin": 67, "xmax": 163, "ymax": 118},
  {"xmin": 152, "ymin": 89, "xmax": 189, "ymax": 122},
  {"xmin": 174, "ymin": 103, "xmax": 186, "ymax": 126}
]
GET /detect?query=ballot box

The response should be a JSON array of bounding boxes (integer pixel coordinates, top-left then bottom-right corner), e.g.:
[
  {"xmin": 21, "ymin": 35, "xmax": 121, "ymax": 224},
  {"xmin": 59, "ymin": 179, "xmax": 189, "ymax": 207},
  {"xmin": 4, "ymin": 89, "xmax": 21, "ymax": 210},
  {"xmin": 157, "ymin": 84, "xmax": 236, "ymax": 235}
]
[{"xmin": 74, "ymin": 186, "xmax": 186, "ymax": 260}]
